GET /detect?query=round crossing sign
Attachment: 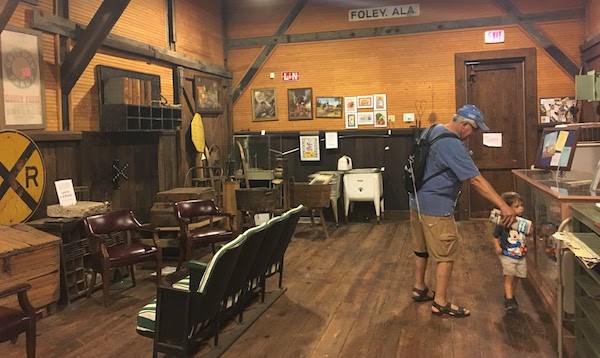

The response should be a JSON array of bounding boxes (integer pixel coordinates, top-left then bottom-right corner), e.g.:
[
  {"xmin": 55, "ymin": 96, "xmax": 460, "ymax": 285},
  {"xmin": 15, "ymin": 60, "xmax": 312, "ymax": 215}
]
[{"xmin": 0, "ymin": 130, "xmax": 45, "ymax": 224}]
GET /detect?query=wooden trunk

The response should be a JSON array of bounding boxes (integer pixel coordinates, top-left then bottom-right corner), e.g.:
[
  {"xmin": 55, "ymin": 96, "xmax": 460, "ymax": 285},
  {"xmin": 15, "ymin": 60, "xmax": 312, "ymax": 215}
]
[
  {"xmin": 235, "ymin": 188, "xmax": 278, "ymax": 213},
  {"xmin": 151, "ymin": 187, "xmax": 215, "ymax": 227},
  {"xmin": 0, "ymin": 224, "xmax": 61, "ymax": 314}
]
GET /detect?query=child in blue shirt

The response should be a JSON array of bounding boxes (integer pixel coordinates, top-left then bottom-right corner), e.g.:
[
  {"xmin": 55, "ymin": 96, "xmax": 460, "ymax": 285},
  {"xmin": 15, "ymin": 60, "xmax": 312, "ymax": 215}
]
[{"xmin": 492, "ymin": 192, "xmax": 531, "ymax": 311}]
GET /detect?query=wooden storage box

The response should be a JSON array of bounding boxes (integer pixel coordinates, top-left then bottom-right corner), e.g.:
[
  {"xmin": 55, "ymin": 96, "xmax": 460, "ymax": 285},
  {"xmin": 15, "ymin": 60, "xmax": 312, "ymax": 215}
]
[
  {"xmin": 0, "ymin": 224, "xmax": 61, "ymax": 314},
  {"xmin": 291, "ymin": 183, "xmax": 331, "ymax": 208},
  {"xmin": 156, "ymin": 187, "xmax": 214, "ymax": 203}
]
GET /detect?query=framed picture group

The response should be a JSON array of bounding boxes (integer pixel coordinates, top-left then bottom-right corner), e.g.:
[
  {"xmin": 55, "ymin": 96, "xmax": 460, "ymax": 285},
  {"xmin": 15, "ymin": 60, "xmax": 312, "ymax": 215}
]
[{"xmin": 248, "ymin": 87, "xmax": 389, "ymax": 128}]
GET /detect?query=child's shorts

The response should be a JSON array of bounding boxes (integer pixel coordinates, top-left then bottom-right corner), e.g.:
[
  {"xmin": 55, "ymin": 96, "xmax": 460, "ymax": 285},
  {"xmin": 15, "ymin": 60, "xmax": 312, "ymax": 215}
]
[{"xmin": 499, "ymin": 255, "xmax": 527, "ymax": 278}]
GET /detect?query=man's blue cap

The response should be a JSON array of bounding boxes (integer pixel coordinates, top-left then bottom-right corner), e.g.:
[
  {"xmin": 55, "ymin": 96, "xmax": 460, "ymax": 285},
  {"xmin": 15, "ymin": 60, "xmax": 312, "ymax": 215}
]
[{"xmin": 457, "ymin": 104, "xmax": 489, "ymax": 131}]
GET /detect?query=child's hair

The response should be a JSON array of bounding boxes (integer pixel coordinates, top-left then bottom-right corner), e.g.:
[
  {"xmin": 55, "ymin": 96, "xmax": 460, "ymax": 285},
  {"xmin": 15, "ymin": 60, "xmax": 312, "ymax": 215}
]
[{"xmin": 501, "ymin": 191, "xmax": 522, "ymax": 206}]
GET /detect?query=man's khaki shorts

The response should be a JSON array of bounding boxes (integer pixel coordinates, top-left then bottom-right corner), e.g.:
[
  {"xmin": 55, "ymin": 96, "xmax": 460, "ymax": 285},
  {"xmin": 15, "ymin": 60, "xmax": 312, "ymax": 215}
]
[
  {"xmin": 499, "ymin": 255, "xmax": 527, "ymax": 278},
  {"xmin": 410, "ymin": 209, "xmax": 459, "ymax": 262}
]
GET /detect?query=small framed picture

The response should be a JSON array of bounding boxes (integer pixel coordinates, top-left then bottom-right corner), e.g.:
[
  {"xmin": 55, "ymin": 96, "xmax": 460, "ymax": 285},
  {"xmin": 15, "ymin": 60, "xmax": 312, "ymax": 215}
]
[
  {"xmin": 345, "ymin": 113, "xmax": 358, "ymax": 129},
  {"xmin": 357, "ymin": 95, "xmax": 373, "ymax": 109},
  {"xmin": 344, "ymin": 96, "xmax": 357, "ymax": 113},
  {"xmin": 357, "ymin": 112, "xmax": 374, "ymax": 125},
  {"xmin": 315, "ymin": 96, "xmax": 343, "ymax": 118},
  {"xmin": 299, "ymin": 135, "xmax": 320, "ymax": 161},
  {"xmin": 194, "ymin": 75, "xmax": 224, "ymax": 114},
  {"xmin": 288, "ymin": 88, "xmax": 313, "ymax": 120},
  {"xmin": 251, "ymin": 88, "xmax": 278, "ymax": 121},
  {"xmin": 373, "ymin": 94, "xmax": 387, "ymax": 110},
  {"xmin": 374, "ymin": 111, "xmax": 387, "ymax": 127}
]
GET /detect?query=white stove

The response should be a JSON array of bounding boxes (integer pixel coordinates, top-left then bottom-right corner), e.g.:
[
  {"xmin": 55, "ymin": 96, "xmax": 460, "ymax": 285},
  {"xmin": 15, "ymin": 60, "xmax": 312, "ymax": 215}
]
[{"xmin": 343, "ymin": 168, "xmax": 384, "ymax": 223}]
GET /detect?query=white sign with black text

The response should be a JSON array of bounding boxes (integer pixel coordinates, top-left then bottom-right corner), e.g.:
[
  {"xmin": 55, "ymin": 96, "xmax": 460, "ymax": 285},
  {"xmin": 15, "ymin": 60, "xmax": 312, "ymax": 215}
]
[
  {"xmin": 348, "ymin": 4, "xmax": 420, "ymax": 22},
  {"xmin": 55, "ymin": 179, "xmax": 77, "ymax": 207}
]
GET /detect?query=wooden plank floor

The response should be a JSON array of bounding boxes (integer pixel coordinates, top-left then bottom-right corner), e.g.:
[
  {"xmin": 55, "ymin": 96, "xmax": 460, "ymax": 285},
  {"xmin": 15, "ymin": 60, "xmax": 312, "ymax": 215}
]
[{"xmin": 0, "ymin": 220, "xmax": 558, "ymax": 358}]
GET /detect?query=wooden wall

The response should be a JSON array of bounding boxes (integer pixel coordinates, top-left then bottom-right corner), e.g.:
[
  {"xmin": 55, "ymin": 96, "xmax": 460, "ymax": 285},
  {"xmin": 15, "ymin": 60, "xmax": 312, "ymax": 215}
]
[
  {"xmin": 227, "ymin": 0, "xmax": 586, "ymax": 132},
  {"xmin": 175, "ymin": 0, "xmax": 224, "ymax": 64},
  {"xmin": 588, "ymin": 0, "xmax": 600, "ymax": 36}
]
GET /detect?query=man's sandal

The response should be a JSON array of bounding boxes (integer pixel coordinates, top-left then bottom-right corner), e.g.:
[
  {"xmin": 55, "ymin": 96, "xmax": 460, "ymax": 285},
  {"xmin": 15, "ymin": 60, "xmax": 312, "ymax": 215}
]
[
  {"xmin": 412, "ymin": 287, "xmax": 435, "ymax": 302},
  {"xmin": 431, "ymin": 301, "xmax": 470, "ymax": 317}
]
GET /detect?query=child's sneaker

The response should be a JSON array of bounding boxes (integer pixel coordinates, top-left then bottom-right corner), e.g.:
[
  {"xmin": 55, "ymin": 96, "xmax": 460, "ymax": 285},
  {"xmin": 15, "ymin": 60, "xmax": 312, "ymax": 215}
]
[{"xmin": 504, "ymin": 296, "xmax": 518, "ymax": 311}]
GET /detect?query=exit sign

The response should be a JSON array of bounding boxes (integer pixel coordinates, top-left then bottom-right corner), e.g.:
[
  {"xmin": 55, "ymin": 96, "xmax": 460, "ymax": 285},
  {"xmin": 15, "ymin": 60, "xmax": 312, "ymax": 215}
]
[
  {"xmin": 282, "ymin": 71, "xmax": 300, "ymax": 81},
  {"xmin": 485, "ymin": 30, "xmax": 505, "ymax": 43}
]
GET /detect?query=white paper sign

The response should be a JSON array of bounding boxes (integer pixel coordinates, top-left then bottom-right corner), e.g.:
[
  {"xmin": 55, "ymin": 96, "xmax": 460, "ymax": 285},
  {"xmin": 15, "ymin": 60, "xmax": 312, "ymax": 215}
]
[
  {"xmin": 55, "ymin": 179, "xmax": 77, "ymax": 207},
  {"xmin": 483, "ymin": 133, "xmax": 502, "ymax": 147},
  {"xmin": 325, "ymin": 132, "xmax": 338, "ymax": 149}
]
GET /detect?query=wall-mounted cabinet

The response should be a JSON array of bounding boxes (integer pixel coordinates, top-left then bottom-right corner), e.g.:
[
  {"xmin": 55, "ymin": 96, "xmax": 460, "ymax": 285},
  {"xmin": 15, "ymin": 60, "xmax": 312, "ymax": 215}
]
[
  {"xmin": 96, "ymin": 65, "xmax": 181, "ymax": 132},
  {"xmin": 101, "ymin": 104, "xmax": 182, "ymax": 132}
]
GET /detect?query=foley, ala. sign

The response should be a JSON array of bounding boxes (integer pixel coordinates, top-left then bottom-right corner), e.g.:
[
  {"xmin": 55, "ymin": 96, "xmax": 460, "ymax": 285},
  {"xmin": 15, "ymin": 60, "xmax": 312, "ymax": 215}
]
[{"xmin": 348, "ymin": 4, "xmax": 420, "ymax": 22}]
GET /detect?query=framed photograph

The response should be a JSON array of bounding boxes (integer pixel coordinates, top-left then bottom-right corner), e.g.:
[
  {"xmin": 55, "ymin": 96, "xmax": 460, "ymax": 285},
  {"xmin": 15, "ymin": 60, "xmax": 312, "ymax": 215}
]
[
  {"xmin": 356, "ymin": 95, "xmax": 373, "ymax": 109},
  {"xmin": 345, "ymin": 113, "xmax": 358, "ymax": 129},
  {"xmin": 539, "ymin": 97, "xmax": 576, "ymax": 123},
  {"xmin": 357, "ymin": 112, "xmax": 374, "ymax": 125},
  {"xmin": 344, "ymin": 96, "xmax": 357, "ymax": 113},
  {"xmin": 251, "ymin": 88, "xmax": 278, "ymax": 121},
  {"xmin": 194, "ymin": 75, "xmax": 223, "ymax": 114},
  {"xmin": 315, "ymin": 96, "xmax": 343, "ymax": 118},
  {"xmin": 374, "ymin": 94, "xmax": 387, "ymax": 110},
  {"xmin": 374, "ymin": 111, "xmax": 387, "ymax": 127},
  {"xmin": 299, "ymin": 135, "xmax": 320, "ymax": 161},
  {"xmin": 0, "ymin": 27, "xmax": 46, "ymax": 130},
  {"xmin": 288, "ymin": 88, "xmax": 313, "ymax": 120}
]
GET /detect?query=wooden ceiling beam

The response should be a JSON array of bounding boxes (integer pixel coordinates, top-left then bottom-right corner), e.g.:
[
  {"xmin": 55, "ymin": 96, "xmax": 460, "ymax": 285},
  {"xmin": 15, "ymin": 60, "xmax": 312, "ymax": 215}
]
[
  {"xmin": 60, "ymin": 0, "xmax": 131, "ymax": 95},
  {"xmin": 232, "ymin": 0, "xmax": 308, "ymax": 104},
  {"xmin": 0, "ymin": 0, "xmax": 21, "ymax": 32},
  {"xmin": 227, "ymin": 8, "xmax": 583, "ymax": 49},
  {"xmin": 494, "ymin": 0, "xmax": 579, "ymax": 78}
]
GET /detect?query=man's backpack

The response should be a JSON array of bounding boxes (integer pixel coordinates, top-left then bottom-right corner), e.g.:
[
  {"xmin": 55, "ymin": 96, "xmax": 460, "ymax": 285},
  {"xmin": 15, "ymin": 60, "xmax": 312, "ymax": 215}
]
[{"xmin": 404, "ymin": 125, "xmax": 459, "ymax": 194}]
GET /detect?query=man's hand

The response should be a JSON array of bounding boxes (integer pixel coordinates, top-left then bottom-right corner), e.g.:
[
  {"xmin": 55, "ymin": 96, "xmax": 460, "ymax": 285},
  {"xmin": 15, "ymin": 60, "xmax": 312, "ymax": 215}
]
[{"xmin": 499, "ymin": 204, "xmax": 515, "ymax": 227}]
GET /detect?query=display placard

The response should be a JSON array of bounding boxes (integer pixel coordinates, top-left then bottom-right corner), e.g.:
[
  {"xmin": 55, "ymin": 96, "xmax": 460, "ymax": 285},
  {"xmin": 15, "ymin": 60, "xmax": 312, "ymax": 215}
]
[{"xmin": 534, "ymin": 127, "xmax": 580, "ymax": 171}]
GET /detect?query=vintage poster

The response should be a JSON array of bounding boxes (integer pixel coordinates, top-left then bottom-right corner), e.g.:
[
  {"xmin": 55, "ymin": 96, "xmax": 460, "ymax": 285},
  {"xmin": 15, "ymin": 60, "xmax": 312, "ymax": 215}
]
[{"xmin": 1, "ymin": 28, "xmax": 46, "ymax": 129}]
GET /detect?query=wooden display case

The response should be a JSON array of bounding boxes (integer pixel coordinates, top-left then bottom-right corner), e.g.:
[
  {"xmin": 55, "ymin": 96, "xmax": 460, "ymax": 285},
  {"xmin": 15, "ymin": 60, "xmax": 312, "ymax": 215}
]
[
  {"xmin": 513, "ymin": 170, "xmax": 600, "ymax": 355},
  {"xmin": 569, "ymin": 204, "xmax": 600, "ymax": 357}
]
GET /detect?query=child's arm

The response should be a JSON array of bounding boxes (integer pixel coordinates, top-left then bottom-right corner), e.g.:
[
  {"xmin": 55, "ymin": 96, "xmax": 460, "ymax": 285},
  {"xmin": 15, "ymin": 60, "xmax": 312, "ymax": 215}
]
[{"xmin": 493, "ymin": 237, "xmax": 502, "ymax": 255}]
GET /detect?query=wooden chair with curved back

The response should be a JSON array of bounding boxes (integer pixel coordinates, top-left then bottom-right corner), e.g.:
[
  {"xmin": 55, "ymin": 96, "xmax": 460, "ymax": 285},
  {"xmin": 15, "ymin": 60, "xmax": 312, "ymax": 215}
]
[
  {"xmin": 0, "ymin": 283, "xmax": 36, "ymax": 358},
  {"xmin": 83, "ymin": 209, "xmax": 162, "ymax": 307},
  {"xmin": 173, "ymin": 199, "xmax": 236, "ymax": 271}
]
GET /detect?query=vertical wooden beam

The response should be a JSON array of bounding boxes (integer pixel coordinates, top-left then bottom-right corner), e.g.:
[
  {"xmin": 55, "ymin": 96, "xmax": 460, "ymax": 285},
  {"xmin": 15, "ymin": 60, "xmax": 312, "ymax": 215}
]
[
  {"xmin": 231, "ymin": 0, "xmax": 308, "ymax": 104},
  {"xmin": 60, "ymin": 0, "xmax": 132, "ymax": 95},
  {"xmin": 0, "ymin": 0, "xmax": 20, "ymax": 32}
]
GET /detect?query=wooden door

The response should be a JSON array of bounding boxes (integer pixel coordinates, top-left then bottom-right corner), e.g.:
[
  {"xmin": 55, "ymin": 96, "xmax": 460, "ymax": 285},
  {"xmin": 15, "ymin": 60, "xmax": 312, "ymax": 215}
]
[{"xmin": 455, "ymin": 49, "xmax": 538, "ymax": 219}]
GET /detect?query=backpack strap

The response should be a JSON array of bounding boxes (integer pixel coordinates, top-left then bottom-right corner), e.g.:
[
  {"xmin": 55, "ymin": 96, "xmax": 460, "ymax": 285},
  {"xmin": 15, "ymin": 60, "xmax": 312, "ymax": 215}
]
[{"xmin": 421, "ymin": 126, "xmax": 460, "ymax": 186}]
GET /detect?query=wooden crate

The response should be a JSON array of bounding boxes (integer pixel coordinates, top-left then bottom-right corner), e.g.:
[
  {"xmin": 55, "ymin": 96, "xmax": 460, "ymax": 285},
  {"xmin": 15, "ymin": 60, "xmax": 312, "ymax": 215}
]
[
  {"xmin": 156, "ymin": 187, "xmax": 214, "ymax": 203},
  {"xmin": 0, "ymin": 224, "xmax": 61, "ymax": 313}
]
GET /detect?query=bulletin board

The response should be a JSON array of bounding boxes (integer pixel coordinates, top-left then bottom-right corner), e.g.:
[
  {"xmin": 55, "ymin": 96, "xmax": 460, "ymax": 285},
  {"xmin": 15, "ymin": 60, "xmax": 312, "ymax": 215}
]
[{"xmin": 534, "ymin": 127, "xmax": 580, "ymax": 171}]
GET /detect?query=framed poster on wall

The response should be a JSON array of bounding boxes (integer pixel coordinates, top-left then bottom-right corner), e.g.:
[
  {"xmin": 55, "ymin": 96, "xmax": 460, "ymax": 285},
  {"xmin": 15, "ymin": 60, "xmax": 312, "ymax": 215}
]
[
  {"xmin": 194, "ymin": 75, "xmax": 223, "ymax": 114},
  {"xmin": 0, "ymin": 27, "xmax": 46, "ymax": 130}
]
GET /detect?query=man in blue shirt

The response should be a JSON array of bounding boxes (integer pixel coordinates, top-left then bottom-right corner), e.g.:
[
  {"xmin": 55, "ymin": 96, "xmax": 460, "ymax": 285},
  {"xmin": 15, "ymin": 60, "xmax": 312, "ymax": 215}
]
[{"xmin": 409, "ymin": 104, "xmax": 515, "ymax": 317}]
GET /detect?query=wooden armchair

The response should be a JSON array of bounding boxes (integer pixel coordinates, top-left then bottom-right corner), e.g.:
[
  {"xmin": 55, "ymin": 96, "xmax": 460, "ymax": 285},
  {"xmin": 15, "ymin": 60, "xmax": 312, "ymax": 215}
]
[
  {"xmin": 0, "ymin": 283, "xmax": 36, "ymax": 358},
  {"xmin": 173, "ymin": 199, "xmax": 235, "ymax": 271},
  {"xmin": 83, "ymin": 209, "xmax": 162, "ymax": 307}
]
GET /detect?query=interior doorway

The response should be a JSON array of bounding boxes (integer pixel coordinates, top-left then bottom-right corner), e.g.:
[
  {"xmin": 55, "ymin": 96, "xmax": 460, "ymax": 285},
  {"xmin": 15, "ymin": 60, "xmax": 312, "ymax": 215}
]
[{"xmin": 455, "ymin": 49, "xmax": 538, "ymax": 219}]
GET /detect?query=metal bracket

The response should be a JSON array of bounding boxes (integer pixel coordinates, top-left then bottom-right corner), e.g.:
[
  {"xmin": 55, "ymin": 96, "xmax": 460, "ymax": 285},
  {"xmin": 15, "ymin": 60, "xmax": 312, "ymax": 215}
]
[{"xmin": 112, "ymin": 159, "xmax": 129, "ymax": 190}]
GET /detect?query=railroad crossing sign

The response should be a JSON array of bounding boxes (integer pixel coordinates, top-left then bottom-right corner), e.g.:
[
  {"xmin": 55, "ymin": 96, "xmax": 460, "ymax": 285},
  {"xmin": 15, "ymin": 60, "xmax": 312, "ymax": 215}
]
[{"xmin": 0, "ymin": 130, "xmax": 45, "ymax": 224}]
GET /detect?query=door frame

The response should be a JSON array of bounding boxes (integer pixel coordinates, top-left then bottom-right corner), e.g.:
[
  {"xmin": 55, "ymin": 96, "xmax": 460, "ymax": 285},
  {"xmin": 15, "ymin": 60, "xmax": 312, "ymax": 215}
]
[{"xmin": 454, "ymin": 48, "xmax": 537, "ymax": 221}]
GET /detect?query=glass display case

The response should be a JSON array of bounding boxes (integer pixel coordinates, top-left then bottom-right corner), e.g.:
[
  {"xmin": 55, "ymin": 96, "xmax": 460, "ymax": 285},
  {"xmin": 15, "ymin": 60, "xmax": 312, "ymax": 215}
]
[
  {"xmin": 513, "ymin": 169, "xmax": 600, "ymax": 328},
  {"xmin": 232, "ymin": 134, "xmax": 286, "ymax": 183}
]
